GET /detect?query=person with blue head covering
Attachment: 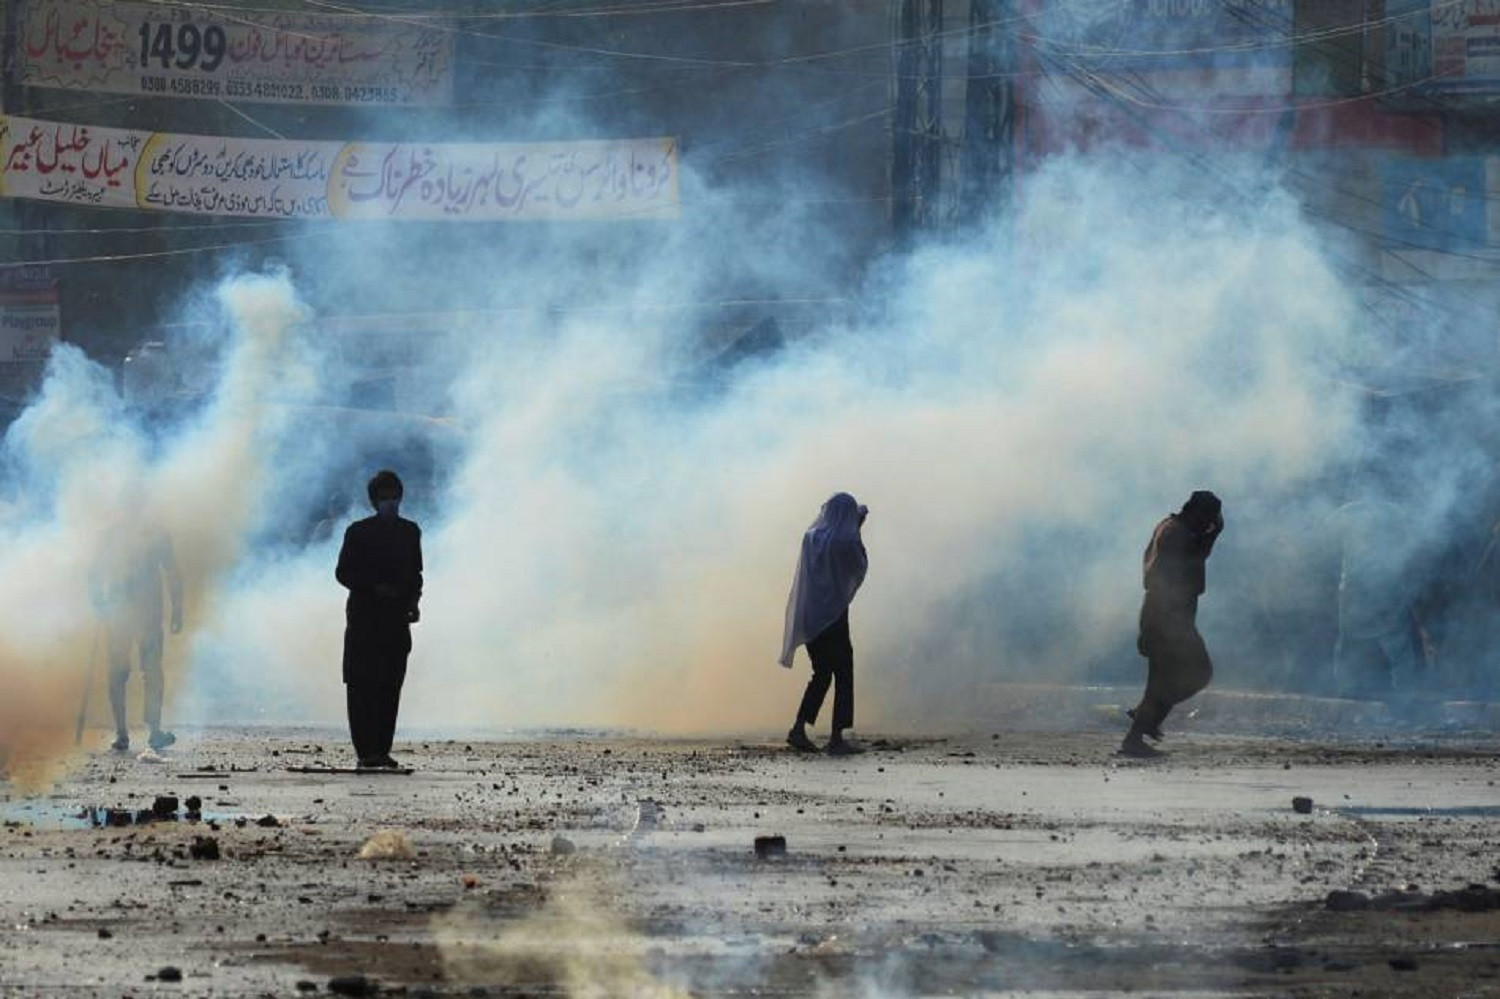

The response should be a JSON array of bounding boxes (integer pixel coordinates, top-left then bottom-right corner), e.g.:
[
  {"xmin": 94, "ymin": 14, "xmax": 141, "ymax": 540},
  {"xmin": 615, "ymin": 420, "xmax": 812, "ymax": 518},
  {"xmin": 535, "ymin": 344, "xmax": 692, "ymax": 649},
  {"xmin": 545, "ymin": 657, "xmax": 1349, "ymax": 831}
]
[{"xmin": 780, "ymin": 492, "xmax": 869, "ymax": 755}]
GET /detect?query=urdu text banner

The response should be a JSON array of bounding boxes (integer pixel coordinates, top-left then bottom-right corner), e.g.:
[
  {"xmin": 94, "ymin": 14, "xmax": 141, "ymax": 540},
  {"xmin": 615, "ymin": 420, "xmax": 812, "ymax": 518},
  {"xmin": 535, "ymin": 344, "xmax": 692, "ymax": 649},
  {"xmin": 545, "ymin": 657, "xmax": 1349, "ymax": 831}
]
[
  {"xmin": 14, "ymin": 0, "xmax": 455, "ymax": 107},
  {"xmin": 0, "ymin": 116, "xmax": 681, "ymax": 222}
]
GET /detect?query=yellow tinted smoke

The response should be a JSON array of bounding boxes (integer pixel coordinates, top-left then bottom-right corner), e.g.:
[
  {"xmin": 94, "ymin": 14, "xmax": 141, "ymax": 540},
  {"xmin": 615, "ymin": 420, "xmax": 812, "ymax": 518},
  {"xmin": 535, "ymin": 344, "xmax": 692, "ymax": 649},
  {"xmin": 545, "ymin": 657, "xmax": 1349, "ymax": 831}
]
[{"xmin": 0, "ymin": 273, "xmax": 310, "ymax": 785}]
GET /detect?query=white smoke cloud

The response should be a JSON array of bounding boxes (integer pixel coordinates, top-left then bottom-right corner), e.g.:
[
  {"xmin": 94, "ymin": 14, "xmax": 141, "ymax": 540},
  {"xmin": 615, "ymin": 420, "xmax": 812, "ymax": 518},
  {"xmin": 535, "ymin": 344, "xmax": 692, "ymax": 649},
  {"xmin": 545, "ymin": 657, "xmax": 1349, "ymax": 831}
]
[
  {"xmin": 2, "ymin": 143, "xmax": 1431, "ymax": 765},
  {"xmin": 0, "ymin": 271, "xmax": 314, "ymax": 780}
]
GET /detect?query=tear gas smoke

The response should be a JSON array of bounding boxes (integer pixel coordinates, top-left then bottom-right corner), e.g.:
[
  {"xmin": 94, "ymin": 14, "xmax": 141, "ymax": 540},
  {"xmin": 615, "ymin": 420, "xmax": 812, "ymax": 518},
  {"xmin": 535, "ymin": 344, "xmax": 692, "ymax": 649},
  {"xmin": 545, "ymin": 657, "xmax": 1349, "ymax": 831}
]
[
  {"xmin": 0, "ymin": 273, "xmax": 314, "ymax": 784},
  {"xmin": 401, "ymin": 152, "xmax": 1361, "ymax": 732},
  {"xmin": 193, "ymin": 150, "xmax": 1367, "ymax": 733},
  {"xmin": 11, "ymin": 146, "xmax": 1488, "ymax": 762},
  {"xmin": 436, "ymin": 862, "xmax": 691, "ymax": 999}
]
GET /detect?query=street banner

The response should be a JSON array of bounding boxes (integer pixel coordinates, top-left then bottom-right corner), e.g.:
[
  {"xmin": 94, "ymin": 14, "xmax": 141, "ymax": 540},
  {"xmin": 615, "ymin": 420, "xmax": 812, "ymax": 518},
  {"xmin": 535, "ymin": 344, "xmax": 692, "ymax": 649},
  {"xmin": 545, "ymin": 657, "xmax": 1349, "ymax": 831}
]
[
  {"xmin": 13, "ymin": 0, "xmax": 454, "ymax": 107},
  {"xmin": 0, "ymin": 116, "xmax": 680, "ymax": 221},
  {"xmin": 0, "ymin": 266, "xmax": 60, "ymax": 372}
]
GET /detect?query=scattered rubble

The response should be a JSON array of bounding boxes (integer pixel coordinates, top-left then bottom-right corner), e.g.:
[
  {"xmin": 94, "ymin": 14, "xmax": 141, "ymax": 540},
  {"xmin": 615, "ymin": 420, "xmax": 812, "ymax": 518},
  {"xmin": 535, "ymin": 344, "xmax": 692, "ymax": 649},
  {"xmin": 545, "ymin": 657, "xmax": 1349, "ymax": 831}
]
[
  {"xmin": 1324, "ymin": 884, "xmax": 1500, "ymax": 913},
  {"xmin": 754, "ymin": 835, "xmax": 787, "ymax": 859},
  {"xmin": 327, "ymin": 974, "xmax": 378, "ymax": 996},
  {"xmin": 1324, "ymin": 890, "xmax": 1368, "ymax": 912},
  {"xmin": 5, "ymin": 730, "xmax": 1499, "ymax": 997},
  {"xmin": 189, "ymin": 836, "xmax": 221, "ymax": 861},
  {"xmin": 357, "ymin": 829, "xmax": 414, "ymax": 861}
]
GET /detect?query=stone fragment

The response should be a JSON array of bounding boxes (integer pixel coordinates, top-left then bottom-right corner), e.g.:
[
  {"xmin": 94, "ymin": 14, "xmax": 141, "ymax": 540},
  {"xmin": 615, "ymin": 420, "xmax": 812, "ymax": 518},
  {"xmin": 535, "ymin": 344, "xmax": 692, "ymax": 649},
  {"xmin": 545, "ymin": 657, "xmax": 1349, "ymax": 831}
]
[
  {"xmin": 189, "ymin": 836, "xmax": 220, "ymax": 861},
  {"xmin": 328, "ymin": 974, "xmax": 378, "ymax": 996},
  {"xmin": 1324, "ymin": 890, "xmax": 1369, "ymax": 912},
  {"xmin": 358, "ymin": 830, "xmax": 414, "ymax": 861},
  {"xmin": 754, "ymin": 835, "xmax": 787, "ymax": 859}
]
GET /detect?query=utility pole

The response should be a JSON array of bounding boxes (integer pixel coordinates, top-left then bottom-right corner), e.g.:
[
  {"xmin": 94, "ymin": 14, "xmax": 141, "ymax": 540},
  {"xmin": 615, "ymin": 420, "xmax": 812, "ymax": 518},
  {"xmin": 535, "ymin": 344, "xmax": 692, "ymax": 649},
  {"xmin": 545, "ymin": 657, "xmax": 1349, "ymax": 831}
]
[
  {"xmin": 891, "ymin": 0, "xmax": 945, "ymax": 246},
  {"xmin": 959, "ymin": 0, "xmax": 1015, "ymax": 224}
]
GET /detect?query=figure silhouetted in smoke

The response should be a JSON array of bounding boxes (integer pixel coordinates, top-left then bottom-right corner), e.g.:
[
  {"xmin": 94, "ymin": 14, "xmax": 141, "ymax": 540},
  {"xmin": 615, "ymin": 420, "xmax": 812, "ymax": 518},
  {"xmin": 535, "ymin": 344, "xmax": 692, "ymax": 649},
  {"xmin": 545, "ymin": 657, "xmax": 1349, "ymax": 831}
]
[
  {"xmin": 336, "ymin": 469, "xmax": 423, "ymax": 769},
  {"xmin": 1121, "ymin": 490, "xmax": 1223, "ymax": 759},
  {"xmin": 1332, "ymin": 498, "xmax": 1431, "ymax": 707},
  {"xmin": 91, "ymin": 500, "xmax": 184, "ymax": 753},
  {"xmin": 780, "ymin": 492, "xmax": 869, "ymax": 756}
]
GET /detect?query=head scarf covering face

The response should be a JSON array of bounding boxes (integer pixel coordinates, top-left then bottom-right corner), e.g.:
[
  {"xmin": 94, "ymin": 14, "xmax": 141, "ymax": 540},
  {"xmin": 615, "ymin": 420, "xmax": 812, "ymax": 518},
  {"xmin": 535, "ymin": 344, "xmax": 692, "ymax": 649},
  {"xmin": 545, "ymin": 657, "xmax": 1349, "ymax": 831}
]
[
  {"xmin": 1180, "ymin": 490, "xmax": 1222, "ymax": 520},
  {"xmin": 779, "ymin": 492, "xmax": 869, "ymax": 667}
]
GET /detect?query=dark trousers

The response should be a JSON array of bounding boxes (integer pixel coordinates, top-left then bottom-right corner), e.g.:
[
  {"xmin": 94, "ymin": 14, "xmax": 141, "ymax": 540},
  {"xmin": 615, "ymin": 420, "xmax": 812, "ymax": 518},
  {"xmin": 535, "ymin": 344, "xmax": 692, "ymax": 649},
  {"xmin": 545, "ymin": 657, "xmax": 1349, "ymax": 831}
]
[
  {"xmin": 346, "ymin": 680, "xmax": 404, "ymax": 762},
  {"xmin": 1132, "ymin": 598, "xmax": 1213, "ymax": 733},
  {"xmin": 797, "ymin": 612, "xmax": 854, "ymax": 732}
]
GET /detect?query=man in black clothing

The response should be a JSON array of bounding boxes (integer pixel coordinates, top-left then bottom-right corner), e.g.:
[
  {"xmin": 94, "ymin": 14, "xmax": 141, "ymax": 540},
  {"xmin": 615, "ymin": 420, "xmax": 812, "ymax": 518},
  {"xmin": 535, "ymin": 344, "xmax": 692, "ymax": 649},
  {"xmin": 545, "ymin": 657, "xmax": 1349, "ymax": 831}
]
[
  {"xmin": 336, "ymin": 470, "xmax": 423, "ymax": 769},
  {"xmin": 1122, "ymin": 490, "xmax": 1223, "ymax": 759}
]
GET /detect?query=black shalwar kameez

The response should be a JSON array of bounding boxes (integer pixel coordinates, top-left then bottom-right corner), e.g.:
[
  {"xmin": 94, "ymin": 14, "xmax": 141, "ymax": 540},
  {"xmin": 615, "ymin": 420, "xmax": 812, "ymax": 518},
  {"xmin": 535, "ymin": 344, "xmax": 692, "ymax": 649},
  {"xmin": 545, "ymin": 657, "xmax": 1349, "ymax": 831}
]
[{"xmin": 336, "ymin": 514, "xmax": 422, "ymax": 764}]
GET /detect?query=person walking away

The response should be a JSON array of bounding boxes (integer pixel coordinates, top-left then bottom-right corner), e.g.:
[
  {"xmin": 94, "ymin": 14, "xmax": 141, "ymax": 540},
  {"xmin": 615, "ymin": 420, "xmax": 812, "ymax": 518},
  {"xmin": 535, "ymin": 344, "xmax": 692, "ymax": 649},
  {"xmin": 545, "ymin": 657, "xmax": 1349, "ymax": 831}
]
[
  {"xmin": 92, "ymin": 499, "xmax": 184, "ymax": 753},
  {"xmin": 1122, "ymin": 490, "xmax": 1223, "ymax": 758},
  {"xmin": 337, "ymin": 470, "xmax": 423, "ymax": 769},
  {"xmin": 780, "ymin": 492, "xmax": 869, "ymax": 756}
]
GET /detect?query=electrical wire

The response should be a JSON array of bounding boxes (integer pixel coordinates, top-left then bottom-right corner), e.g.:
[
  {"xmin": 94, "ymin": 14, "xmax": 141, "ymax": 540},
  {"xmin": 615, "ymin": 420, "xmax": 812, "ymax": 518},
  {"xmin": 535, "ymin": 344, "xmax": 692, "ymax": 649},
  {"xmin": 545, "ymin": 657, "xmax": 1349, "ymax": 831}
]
[{"xmin": 4, "ymin": 224, "xmax": 346, "ymax": 265}]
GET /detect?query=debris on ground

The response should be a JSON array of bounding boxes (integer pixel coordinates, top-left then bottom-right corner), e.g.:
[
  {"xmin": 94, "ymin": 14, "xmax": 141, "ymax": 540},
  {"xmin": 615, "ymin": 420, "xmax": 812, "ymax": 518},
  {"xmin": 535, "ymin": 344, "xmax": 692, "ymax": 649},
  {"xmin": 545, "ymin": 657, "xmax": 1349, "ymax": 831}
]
[
  {"xmin": 327, "ymin": 974, "xmax": 378, "ymax": 996},
  {"xmin": 189, "ymin": 836, "xmax": 221, "ymax": 861},
  {"xmin": 1324, "ymin": 890, "xmax": 1368, "ymax": 911},
  {"xmin": 357, "ymin": 829, "xmax": 414, "ymax": 861},
  {"xmin": 1326, "ymin": 884, "xmax": 1500, "ymax": 913},
  {"xmin": 754, "ymin": 835, "xmax": 788, "ymax": 859}
]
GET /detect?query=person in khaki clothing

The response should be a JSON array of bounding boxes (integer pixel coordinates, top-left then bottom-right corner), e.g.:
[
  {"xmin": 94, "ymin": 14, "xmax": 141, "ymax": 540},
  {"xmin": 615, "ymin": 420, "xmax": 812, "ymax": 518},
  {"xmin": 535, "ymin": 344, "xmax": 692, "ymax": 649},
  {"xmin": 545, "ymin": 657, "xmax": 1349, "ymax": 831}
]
[
  {"xmin": 1122, "ymin": 490, "xmax": 1223, "ymax": 759},
  {"xmin": 92, "ymin": 506, "xmax": 184, "ymax": 753}
]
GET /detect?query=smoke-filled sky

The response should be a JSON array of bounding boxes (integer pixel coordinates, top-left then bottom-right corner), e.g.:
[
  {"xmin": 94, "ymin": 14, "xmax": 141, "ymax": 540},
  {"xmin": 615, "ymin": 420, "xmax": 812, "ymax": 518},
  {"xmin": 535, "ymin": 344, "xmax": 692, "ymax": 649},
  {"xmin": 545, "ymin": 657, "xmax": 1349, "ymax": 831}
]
[{"xmin": 5, "ymin": 129, "xmax": 1499, "ymax": 776}]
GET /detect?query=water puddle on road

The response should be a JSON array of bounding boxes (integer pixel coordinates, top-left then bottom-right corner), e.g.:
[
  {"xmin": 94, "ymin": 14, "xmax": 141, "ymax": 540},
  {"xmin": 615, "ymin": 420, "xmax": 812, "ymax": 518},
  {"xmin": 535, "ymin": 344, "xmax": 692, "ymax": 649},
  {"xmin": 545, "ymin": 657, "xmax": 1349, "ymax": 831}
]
[
  {"xmin": 1337, "ymin": 804, "xmax": 1500, "ymax": 818},
  {"xmin": 1, "ymin": 797, "xmax": 254, "ymax": 830}
]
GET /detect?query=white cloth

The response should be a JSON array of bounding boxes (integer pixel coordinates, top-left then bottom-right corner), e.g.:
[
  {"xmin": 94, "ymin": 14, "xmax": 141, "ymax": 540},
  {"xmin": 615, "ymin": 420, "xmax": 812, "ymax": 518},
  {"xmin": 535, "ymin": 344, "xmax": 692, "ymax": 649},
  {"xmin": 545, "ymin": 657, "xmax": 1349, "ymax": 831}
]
[{"xmin": 779, "ymin": 493, "xmax": 868, "ymax": 667}]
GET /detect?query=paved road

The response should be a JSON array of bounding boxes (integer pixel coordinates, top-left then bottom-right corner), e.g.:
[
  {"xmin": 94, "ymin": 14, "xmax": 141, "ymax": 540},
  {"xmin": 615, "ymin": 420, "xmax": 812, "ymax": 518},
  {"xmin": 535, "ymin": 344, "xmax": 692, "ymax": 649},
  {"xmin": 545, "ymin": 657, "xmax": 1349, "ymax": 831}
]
[{"xmin": 1, "ymin": 725, "xmax": 1498, "ymax": 996}]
